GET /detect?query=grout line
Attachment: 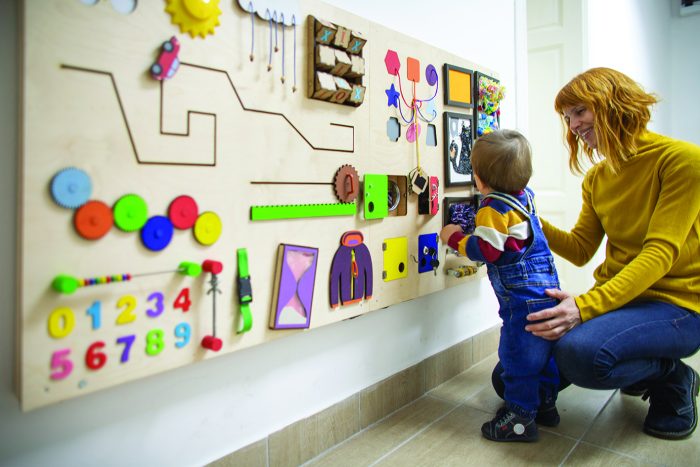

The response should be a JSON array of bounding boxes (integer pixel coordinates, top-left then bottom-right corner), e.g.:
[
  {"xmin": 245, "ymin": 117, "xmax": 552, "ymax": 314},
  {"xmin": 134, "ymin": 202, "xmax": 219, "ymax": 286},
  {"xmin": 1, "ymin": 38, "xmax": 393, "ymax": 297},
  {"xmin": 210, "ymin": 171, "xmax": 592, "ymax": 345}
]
[
  {"xmin": 366, "ymin": 395, "xmax": 464, "ymax": 467},
  {"xmin": 557, "ymin": 389, "xmax": 620, "ymax": 466}
]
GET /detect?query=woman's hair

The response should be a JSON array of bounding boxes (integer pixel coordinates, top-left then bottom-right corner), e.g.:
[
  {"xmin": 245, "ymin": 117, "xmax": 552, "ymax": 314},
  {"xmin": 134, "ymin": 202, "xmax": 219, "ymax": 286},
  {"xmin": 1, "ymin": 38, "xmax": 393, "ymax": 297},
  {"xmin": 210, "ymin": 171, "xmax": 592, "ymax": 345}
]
[
  {"xmin": 554, "ymin": 67, "xmax": 658, "ymax": 174},
  {"xmin": 471, "ymin": 129, "xmax": 532, "ymax": 193}
]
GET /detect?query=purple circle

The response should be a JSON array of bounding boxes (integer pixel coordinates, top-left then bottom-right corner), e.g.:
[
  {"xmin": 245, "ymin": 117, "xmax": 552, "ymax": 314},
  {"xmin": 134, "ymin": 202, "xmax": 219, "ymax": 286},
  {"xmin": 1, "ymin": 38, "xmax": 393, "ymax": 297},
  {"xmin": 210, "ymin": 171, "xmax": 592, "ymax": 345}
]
[{"xmin": 425, "ymin": 65, "xmax": 438, "ymax": 86}]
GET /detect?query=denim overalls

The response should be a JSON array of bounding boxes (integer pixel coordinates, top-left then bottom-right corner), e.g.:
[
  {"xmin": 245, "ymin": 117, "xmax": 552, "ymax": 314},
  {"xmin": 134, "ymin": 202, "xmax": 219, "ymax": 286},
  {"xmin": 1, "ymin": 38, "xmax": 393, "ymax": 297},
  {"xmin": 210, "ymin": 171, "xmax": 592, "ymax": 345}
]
[{"xmin": 485, "ymin": 189, "xmax": 561, "ymax": 419}]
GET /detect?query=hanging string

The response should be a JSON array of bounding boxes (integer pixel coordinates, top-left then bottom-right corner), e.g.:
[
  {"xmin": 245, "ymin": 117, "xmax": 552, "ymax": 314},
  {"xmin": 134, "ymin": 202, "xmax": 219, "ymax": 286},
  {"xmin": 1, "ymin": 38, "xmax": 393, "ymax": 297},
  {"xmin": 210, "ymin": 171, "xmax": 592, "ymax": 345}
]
[
  {"xmin": 248, "ymin": 1, "xmax": 255, "ymax": 61},
  {"xmin": 273, "ymin": 11, "xmax": 279, "ymax": 52},
  {"xmin": 266, "ymin": 9, "xmax": 273, "ymax": 71},
  {"xmin": 394, "ymin": 71, "xmax": 413, "ymax": 109},
  {"xmin": 292, "ymin": 15, "xmax": 297, "ymax": 92},
  {"xmin": 413, "ymin": 79, "xmax": 421, "ymax": 171},
  {"xmin": 280, "ymin": 13, "xmax": 285, "ymax": 84}
]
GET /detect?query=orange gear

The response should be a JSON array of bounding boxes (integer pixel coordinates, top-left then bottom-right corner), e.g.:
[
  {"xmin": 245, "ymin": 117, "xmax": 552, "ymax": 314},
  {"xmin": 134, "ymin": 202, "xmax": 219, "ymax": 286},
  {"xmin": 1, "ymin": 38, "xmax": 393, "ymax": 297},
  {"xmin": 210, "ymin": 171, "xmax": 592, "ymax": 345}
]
[
  {"xmin": 333, "ymin": 165, "xmax": 359, "ymax": 203},
  {"xmin": 74, "ymin": 200, "xmax": 113, "ymax": 240}
]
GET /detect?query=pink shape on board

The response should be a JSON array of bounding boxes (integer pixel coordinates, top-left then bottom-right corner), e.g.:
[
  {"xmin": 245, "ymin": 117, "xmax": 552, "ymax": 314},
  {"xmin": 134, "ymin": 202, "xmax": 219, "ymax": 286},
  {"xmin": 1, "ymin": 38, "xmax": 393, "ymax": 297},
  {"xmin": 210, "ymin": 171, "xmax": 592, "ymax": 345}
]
[
  {"xmin": 283, "ymin": 250, "xmax": 315, "ymax": 317},
  {"xmin": 407, "ymin": 57, "xmax": 420, "ymax": 83},
  {"xmin": 406, "ymin": 122, "xmax": 421, "ymax": 143},
  {"xmin": 384, "ymin": 49, "xmax": 400, "ymax": 76}
]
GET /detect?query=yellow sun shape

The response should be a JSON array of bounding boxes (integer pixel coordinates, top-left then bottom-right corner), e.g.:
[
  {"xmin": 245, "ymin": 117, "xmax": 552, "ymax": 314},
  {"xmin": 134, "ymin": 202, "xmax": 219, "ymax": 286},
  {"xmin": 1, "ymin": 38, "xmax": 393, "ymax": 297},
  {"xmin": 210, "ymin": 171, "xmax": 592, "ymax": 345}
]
[{"xmin": 165, "ymin": 0, "xmax": 222, "ymax": 39}]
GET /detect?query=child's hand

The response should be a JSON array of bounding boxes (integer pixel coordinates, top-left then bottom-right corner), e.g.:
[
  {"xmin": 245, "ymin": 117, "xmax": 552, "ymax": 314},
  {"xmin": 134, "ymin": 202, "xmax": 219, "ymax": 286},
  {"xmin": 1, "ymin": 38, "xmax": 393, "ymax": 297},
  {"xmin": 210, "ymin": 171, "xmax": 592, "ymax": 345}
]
[{"xmin": 439, "ymin": 224, "xmax": 462, "ymax": 245}]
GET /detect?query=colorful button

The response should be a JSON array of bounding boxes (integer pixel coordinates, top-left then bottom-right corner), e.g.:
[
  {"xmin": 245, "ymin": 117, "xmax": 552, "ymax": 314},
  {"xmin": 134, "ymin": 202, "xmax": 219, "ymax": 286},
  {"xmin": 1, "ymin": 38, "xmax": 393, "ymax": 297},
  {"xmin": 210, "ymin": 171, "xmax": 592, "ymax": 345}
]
[
  {"xmin": 113, "ymin": 194, "xmax": 148, "ymax": 232},
  {"xmin": 168, "ymin": 195, "xmax": 199, "ymax": 229},
  {"xmin": 74, "ymin": 200, "xmax": 113, "ymax": 240},
  {"xmin": 141, "ymin": 216, "xmax": 174, "ymax": 251},
  {"xmin": 193, "ymin": 211, "xmax": 221, "ymax": 246}
]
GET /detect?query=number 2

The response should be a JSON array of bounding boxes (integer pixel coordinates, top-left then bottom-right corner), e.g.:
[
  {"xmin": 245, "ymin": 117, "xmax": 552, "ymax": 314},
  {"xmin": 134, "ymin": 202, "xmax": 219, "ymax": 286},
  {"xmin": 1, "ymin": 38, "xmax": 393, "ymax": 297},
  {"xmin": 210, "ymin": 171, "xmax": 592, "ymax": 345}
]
[{"xmin": 116, "ymin": 295, "xmax": 137, "ymax": 325}]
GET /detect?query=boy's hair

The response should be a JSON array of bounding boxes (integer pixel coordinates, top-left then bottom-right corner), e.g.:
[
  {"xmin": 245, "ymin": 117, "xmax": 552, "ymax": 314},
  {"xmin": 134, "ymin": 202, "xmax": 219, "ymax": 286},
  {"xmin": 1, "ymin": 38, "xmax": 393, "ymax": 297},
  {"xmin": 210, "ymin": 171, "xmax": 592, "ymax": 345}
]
[
  {"xmin": 554, "ymin": 67, "xmax": 658, "ymax": 174},
  {"xmin": 470, "ymin": 129, "xmax": 532, "ymax": 193}
]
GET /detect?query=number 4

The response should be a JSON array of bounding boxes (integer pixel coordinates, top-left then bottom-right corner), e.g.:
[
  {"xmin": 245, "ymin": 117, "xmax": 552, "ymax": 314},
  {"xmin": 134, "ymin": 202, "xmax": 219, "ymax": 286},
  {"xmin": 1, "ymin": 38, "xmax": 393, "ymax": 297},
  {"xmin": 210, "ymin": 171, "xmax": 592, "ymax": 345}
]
[{"xmin": 173, "ymin": 287, "xmax": 191, "ymax": 312}]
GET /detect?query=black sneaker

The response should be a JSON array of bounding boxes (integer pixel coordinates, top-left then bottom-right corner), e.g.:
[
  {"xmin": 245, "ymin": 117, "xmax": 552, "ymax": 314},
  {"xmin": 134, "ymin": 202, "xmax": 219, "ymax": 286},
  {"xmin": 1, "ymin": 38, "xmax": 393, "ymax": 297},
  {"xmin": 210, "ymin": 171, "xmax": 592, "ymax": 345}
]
[
  {"xmin": 643, "ymin": 362, "xmax": 699, "ymax": 440},
  {"xmin": 481, "ymin": 409, "xmax": 538, "ymax": 442},
  {"xmin": 535, "ymin": 399, "xmax": 560, "ymax": 427}
]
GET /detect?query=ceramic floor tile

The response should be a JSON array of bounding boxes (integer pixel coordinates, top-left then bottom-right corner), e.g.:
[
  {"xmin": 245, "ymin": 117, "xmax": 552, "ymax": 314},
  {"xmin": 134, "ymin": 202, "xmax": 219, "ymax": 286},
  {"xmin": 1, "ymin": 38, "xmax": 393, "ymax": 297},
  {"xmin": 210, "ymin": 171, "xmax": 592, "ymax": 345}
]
[
  {"xmin": 583, "ymin": 391, "xmax": 700, "ymax": 466},
  {"xmin": 540, "ymin": 385, "xmax": 616, "ymax": 439},
  {"xmin": 428, "ymin": 353, "xmax": 499, "ymax": 404},
  {"xmin": 561, "ymin": 441, "xmax": 662, "ymax": 466},
  {"xmin": 306, "ymin": 395, "xmax": 455, "ymax": 467},
  {"xmin": 375, "ymin": 404, "xmax": 576, "ymax": 467}
]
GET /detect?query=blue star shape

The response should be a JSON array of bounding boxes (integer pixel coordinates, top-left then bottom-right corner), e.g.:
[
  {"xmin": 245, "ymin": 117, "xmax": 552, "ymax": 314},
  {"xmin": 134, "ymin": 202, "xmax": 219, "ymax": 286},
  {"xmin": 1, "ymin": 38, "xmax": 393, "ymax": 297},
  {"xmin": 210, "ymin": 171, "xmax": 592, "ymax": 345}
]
[{"xmin": 385, "ymin": 84, "xmax": 400, "ymax": 108}]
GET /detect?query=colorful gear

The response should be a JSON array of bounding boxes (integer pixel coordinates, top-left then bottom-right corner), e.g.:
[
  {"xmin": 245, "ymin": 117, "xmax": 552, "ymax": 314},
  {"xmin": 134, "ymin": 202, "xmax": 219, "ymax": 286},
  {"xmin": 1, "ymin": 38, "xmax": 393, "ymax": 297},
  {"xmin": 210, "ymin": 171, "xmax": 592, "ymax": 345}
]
[
  {"xmin": 333, "ymin": 165, "xmax": 359, "ymax": 203},
  {"xmin": 113, "ymin": 194, "xmax": 148, "ymax": 232},
  {"xmin": 193, "ymin": 211, "xmax": 222, "ymax": 245},
  {"xmin": 165, "ymin": 0, "xmax": 222, "ymax": 39},
  {"xmin": 141, "ymin": 216, "xmax": 174, "ymax": 252},
  {"xmin": 50, "ymin": 167, "xmax": 92, "ymax": 209},
  {"xmin": 168, "ymin": 195, "xmax": 199, "ymax": 229},
  {"xmin": 74, "ymin": 200, "xmax": 113, "ymax": 240}
]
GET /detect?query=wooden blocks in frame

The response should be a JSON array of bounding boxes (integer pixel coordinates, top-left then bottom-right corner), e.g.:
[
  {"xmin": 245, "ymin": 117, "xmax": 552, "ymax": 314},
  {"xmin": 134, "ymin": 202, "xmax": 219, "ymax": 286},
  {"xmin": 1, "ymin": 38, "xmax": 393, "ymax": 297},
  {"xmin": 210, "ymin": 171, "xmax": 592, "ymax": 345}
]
[{"xmin": 308, "ymin": 15, "xmax": 366, "ymax": 107}]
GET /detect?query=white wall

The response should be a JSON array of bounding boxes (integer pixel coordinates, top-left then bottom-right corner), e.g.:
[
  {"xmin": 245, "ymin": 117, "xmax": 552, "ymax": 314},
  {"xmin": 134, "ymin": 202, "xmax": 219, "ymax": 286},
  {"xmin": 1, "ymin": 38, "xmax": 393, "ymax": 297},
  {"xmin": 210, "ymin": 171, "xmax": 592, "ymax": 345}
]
[
  {"xmin": 586, "ymin": 0, "xmax": 673, "ymax": 135},
  {"xmin": 0, "ymin": 1, "xmax": 516, "ymax": 466},
  {"xmin": 670, "ymin": 2, "xmax": 700, "ymax": 145}
]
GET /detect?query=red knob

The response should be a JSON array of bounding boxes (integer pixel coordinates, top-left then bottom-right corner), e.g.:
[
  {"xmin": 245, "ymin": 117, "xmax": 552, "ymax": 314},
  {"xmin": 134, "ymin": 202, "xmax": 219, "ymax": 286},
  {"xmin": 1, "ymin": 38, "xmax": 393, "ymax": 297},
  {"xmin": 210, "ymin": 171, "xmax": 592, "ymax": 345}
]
[
  {"xmin": 201, "ymin": 335, "xmax": 223, "ymax": 351},
  {"xmin": 202, "ymin": 260, "xmax": 223, "ymax": 274}
]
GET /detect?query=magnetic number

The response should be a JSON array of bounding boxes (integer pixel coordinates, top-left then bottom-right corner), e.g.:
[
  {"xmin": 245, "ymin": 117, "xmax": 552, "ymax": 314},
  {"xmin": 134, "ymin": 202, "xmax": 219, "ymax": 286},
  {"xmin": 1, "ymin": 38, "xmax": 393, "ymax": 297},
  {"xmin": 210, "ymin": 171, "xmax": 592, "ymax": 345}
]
[
  {"xmin": 146, "ymin": 291, "xmax": 164, "ymax": 318},
  {"xmin": 116, "ymin": 295, "xmax": 137, "ymax": 325},
  {"xmin": 86, "ymin": 301, "xmax": 102, "ymax": 330},
  {"xmin": 50, "ymin": 348, "xmax": 74, "ymax": 380},
  {"xmin": 85, "ymin": 341, "xmax": 107, "ymax": 370},
  {"xmin": 173, "ymin": 287, "xmax": 191, "ymax": 312},
  {"xmin": 145, "ymin": 329, "xmax": 165, "ymax": 356},
  {"xmin": 48, "ymin": 307, "xmax": 75, "ymax": 339},
  {"xmin": 174, "ymin": 322, "xmax": 191, "ymax": 348},
  {"xmin": 116, "ymin": 334, "xmax": 136, "ymax": 363}
]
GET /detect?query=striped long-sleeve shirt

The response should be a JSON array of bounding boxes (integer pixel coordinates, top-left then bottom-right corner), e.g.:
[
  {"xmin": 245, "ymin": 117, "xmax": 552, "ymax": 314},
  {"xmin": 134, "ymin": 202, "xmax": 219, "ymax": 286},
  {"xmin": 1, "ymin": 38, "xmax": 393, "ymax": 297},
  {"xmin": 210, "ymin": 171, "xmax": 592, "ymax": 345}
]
[{"xmin": 447, "ymin": 189, "xmax": 533, "ymax": 265}]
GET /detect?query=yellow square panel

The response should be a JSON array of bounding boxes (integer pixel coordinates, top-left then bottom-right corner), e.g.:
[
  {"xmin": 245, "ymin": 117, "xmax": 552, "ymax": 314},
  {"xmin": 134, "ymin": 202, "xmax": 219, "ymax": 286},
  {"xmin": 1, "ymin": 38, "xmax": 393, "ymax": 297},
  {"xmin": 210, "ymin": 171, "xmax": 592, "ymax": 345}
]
[{"xmin": 382, "ymin": 236, "xmax": 408, "ymax": 281}]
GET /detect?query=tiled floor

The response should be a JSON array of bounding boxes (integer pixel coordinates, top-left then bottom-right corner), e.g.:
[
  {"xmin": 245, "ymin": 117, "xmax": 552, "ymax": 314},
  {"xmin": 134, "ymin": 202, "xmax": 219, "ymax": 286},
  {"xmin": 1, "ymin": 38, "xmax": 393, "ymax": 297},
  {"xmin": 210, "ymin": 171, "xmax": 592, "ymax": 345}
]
[{"xmin": 304, "ymin": 353, "xmax": 700, "ymax": 467}]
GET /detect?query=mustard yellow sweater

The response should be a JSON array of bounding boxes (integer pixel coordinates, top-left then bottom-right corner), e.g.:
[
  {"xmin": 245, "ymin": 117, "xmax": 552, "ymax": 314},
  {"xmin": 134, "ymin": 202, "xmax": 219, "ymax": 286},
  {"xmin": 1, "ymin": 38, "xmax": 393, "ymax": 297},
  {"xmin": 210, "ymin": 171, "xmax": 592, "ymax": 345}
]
[{"xmin": 541, "ymin": 132, "xmax": 700, "ymax": 321}]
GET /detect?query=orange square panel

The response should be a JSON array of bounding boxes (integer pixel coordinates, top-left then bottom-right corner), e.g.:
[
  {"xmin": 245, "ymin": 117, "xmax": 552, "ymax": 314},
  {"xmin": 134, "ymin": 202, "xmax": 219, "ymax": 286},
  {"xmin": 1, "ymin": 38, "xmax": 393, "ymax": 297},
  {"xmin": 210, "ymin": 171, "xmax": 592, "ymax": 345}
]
[{"xmin": 406, "ymin": 57, "xmax": 420, "ymax": 83}]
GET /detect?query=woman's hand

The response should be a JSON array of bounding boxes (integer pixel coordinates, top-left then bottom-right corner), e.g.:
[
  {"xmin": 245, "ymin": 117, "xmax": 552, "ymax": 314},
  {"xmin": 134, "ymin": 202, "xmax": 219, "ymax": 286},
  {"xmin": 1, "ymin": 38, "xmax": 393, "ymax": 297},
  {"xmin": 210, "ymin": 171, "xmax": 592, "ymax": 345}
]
[
  {"xmin": 525, "ymin": 289, "xmax": 582, "ymax": 340},
  {"xmin": 439, "ymin": 224, "xmax": 462, "ymax": 245}
]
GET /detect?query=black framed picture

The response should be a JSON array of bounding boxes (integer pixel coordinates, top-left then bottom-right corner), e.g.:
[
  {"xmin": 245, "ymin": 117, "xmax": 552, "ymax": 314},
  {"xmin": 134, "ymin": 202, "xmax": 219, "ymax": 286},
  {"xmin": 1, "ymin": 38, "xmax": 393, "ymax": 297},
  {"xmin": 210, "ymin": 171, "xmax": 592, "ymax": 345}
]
[
  {"xmin": 473, "ymin": 71, "xmax": 503, "ymax": 138},
  {"xmin": 442, "ymin": 195, "xmax": 481, "ymax": 234},
  {"xmin": 443, "ymin": 64, "xmax": 474, "ymax": 109},
  {"xmin": 443, "ymin": 111, "xmax": 474, "ymax": 187}
]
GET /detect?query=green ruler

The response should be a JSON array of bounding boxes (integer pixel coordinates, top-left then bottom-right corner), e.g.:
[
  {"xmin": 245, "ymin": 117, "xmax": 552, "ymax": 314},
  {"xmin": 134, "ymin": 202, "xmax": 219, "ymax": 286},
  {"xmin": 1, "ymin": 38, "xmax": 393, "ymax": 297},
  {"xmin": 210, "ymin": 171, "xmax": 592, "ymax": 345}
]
[{"xmin": 250, "ymin": 202, "xmax": 356, "ymax": 220}]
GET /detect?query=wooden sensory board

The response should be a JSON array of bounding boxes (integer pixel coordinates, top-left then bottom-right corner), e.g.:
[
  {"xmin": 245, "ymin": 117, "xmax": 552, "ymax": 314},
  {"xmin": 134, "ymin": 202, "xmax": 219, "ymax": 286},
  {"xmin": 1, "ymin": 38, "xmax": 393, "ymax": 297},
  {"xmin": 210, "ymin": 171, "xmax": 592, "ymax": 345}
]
[{"xmin": 18, "ymin": 0, "xmax": 493, "ymax": 411}]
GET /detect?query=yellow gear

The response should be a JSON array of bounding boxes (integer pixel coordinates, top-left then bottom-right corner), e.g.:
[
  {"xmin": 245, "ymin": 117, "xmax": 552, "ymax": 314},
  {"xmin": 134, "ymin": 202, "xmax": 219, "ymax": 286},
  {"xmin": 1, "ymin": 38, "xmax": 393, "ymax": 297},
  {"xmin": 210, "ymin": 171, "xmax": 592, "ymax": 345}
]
[{"xmin": 165, "ymin": 0, "xmax": 221, "ymax": 39}]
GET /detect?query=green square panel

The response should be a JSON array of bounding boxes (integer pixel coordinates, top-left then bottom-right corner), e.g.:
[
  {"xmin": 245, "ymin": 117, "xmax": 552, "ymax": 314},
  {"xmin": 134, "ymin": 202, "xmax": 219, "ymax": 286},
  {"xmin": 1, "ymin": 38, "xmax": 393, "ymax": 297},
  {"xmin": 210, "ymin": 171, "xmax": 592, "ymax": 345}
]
[{"xmin": 363, "ymin": 174, "xmax": 388, "ymax": 219}]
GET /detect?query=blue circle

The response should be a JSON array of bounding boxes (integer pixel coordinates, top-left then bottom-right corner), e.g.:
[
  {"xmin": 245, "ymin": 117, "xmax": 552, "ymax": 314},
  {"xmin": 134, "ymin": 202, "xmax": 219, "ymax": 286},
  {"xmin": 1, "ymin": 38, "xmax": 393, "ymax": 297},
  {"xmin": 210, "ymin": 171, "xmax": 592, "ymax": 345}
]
[
  {"xmin": 425, "ymin": 64, "xmax": 438, "ymax": 86},
  {"xmin": 141, "ymin": 216, "xmax": 174, "ymax": 251},
  {"xmin": 50, "ymin": 167, "xmax": 92, "ymax": 209}
]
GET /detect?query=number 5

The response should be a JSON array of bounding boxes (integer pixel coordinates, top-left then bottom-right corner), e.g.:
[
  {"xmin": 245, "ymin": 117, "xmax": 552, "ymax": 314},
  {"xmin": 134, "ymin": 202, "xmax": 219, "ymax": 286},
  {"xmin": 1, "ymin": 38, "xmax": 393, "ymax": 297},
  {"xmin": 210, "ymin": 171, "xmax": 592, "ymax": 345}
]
[{"xmin": 50, "ymin": 348, "xmax": 74, "ymax": 380}]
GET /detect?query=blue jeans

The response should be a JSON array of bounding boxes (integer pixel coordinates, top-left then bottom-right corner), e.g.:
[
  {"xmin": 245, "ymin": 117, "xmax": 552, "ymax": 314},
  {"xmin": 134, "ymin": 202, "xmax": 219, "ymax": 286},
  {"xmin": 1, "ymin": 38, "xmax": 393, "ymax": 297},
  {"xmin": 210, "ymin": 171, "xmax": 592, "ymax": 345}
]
[{"xmin": 554, "ymin": 300, "xmax": 700, "ymax": 389}]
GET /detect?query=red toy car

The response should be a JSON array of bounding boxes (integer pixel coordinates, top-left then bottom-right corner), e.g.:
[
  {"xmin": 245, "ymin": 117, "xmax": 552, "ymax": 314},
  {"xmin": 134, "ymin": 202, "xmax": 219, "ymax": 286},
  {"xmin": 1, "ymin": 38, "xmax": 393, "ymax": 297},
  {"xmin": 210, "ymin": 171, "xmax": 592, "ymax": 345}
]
[{"xmin": 150, "ymin": 36, "xmax": 180, "ymax": 80}]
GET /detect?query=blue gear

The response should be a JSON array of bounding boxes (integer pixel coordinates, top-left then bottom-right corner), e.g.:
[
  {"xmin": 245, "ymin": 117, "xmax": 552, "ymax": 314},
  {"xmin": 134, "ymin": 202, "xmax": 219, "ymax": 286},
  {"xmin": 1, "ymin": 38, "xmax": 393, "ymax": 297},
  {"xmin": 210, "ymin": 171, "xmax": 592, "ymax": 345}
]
[
  {"xmin": 141, "ymin": 216, "xmax": 174, "ymax": 252},
  {"xmin": 50, "ymin": 167, "xmax": 92, "ymax": 209}
]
